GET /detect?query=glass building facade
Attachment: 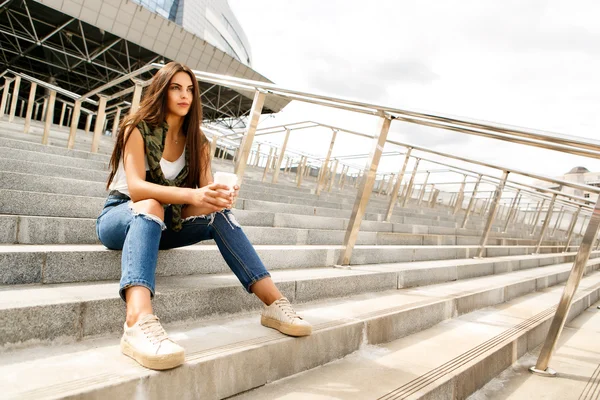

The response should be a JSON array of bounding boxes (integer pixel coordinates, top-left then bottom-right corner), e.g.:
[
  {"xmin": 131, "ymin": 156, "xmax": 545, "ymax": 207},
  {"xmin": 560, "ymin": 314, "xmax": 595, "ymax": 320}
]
[{"xmin": 132, "ymin": 0, "xmax": 252, "ymax": 66}]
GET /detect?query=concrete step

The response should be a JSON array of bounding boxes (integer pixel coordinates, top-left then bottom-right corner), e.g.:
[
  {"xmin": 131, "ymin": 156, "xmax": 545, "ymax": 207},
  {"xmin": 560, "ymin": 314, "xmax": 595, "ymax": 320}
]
[
  {"xmin": 0, "ymin": 135, "xmax": 111, "ymax": 162},
  {"xmin": 0, "ymin": 214, "xmax": 568, "ymax": 248},
  {"xmin": 0, "ymin": 188, "xmax": 540, "ymax": 243},
  {"xmin": 0, "ymin": 146, "xmax": 108, "ymax": 171},
  {"xmin": 2, "ymin": 242, "xmax": 576, "ymax": 286},
  {"xmin": 231, "ymin": 271, "xmax": 600, "ymax": 400},
  {"xmin": 2, "ymin": 260, "xmax": 599, "ymax": 399},
  {"xmin": 0, "ymin": 119, "xmax": 115, "ymax": 154},
  {"xmin": 473, "ymin": 299, "xmax": 600, "ymax": 399}
]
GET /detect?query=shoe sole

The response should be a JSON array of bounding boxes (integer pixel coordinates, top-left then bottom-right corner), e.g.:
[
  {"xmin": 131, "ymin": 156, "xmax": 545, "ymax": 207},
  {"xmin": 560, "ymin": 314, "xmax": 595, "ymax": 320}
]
[
  {"xmin": 261, "ymin": 316, "xmax": 312, "ymax": 337},
  {"xmin": 121, "ymin": 339, "xmax": 185, "ymax": 370}
]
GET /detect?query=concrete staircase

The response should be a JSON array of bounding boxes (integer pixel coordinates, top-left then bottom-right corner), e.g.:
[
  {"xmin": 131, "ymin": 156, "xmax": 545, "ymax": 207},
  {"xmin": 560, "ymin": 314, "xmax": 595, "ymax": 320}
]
[{"xmin": 1, "ymin": 118, "xmax": 596, "ymax": 399}]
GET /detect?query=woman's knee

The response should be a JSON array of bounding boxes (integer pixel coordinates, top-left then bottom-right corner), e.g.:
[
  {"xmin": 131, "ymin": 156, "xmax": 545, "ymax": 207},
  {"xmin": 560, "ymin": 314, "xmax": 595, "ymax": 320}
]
[{"xmin": 131, "ymin": 199, "xmax": 165, "ymax": 221}]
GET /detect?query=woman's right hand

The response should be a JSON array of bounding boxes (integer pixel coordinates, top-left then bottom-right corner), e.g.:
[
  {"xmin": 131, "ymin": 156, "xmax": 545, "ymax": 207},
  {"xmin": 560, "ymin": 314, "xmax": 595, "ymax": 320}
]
[{"xmin": 188, "ymin": 183, "xmax": 233, "ymax": 212}]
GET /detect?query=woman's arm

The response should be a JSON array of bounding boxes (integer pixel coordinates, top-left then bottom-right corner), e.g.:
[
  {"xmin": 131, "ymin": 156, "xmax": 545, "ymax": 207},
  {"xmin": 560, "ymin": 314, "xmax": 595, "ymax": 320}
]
[{"xmin": 123, "ymin": 127, "xmax": 229, "ymax": 211}]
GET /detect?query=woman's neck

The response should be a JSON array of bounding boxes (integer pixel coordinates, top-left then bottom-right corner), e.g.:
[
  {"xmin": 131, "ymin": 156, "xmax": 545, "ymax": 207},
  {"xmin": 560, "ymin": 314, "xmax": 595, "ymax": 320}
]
[{"xmin": 165, "ymin": 113, "xmax": 184, "ymax": 138}]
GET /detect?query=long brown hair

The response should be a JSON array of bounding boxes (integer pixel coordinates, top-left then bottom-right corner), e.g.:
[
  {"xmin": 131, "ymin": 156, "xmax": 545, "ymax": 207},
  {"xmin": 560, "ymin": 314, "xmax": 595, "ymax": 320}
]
[{"xmin": 106, "ymin": 62, "xmax": 209, "ymax": 189}]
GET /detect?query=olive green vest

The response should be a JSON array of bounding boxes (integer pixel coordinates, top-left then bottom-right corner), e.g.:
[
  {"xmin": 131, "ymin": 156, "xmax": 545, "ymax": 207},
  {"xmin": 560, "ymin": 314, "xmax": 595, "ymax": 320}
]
[{"xmin": 138, "ymin": 120, "xmax": 190, "ymax": 232}]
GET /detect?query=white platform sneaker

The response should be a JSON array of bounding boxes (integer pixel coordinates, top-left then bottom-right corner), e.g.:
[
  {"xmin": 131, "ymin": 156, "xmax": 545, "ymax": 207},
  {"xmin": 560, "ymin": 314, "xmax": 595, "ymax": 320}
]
[
  {"xmin": 261, "ymin": 297, "xmax": 312, "ymax": 337},
  {"xmin": 120, "ymin": 314, "xmax": 185, "ymax": 370}
]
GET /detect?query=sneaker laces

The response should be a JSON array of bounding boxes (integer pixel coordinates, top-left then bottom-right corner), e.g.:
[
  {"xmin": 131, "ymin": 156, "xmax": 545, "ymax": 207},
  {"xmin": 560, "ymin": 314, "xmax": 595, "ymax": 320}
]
[
  {"xmin": 276, "ymin": 298, "xmax": 302, "ymax": 321},
  {"xmin": 140, "ymin": 315, "xmax": 169, "ymax": 345}
]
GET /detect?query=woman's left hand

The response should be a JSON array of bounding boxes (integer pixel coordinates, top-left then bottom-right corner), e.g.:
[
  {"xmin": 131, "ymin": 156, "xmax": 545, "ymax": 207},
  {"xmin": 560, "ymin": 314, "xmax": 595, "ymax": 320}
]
[{"xmin": 231, "ymin": 185, "xmax": 240, "ymax": 202}]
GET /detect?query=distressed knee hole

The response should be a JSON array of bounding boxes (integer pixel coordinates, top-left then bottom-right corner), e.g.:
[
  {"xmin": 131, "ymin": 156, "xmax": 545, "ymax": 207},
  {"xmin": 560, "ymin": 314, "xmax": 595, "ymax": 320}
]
[{"xmin": 128, "ymin": 201, "xmax": 167, "ymax": 231}]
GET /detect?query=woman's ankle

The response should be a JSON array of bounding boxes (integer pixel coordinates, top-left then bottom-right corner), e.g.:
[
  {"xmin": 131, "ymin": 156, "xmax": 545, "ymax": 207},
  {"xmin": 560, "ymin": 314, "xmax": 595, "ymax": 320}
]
[{"xmin": 126, "ymin": 310, "xmax": 153, "ymax": 328}]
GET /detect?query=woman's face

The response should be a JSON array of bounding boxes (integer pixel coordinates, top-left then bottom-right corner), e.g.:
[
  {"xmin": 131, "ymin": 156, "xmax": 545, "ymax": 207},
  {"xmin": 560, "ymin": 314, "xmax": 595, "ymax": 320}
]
[{"xmin": 167, "ymin": 71, "xmax": 194, "ymax": 118}]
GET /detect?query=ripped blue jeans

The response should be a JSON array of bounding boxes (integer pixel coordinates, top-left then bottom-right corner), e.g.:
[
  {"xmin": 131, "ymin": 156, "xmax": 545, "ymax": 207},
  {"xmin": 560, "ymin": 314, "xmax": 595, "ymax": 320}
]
[{"xmin": 96, "ymin": 193, "xmax": 271, "ymax": 301}]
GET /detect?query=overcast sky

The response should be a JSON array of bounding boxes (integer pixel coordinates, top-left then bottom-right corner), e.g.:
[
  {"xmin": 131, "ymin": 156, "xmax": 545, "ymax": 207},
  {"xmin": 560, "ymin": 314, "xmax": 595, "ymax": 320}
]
[{"xmin": 228, "ymin": 0, "xmax": 600, "ymax": 194}]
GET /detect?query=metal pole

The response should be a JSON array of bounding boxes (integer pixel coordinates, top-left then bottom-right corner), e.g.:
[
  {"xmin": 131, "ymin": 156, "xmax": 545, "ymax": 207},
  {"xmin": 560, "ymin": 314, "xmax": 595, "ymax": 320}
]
[
  {"xmin": 59, "ymin": 102, "xmax": 66, "ymax": 127},
  {"xmin": 339, "ymin": 115, "xmax": 392, "ymax": 265},
  {"xmin": 129, "ymin": 80, "xmax": 143, "ymax": 115},
  {"xmin": 112, "ymin": 106, "xmax": 122, "ymax": 140},
  {"xmin": 67, "ymin": 100, "xmax": 82, "ymax": 149},
  {"xmin": 418, "ymin": 171, "xmax": 431, "ymax": 205},
  {"xmin": 8, "ymin": 76, "xmax": 21, "ymax": 122},
  {"xmin": 461, "ymin": 174, "xmax": 482, "ymax": 228},
  {"xmin": 453, "ymin": 174, "xmax": 468, "ymax": 215},
  {"xmin": 234, "ymin": 91, "xmax": 266, "ymax": 186},
  {"xmin": 430, "ymin": 188, "xmax": 439, "ymax": 208},
  {"xmin": 503, "ymin": 189, "xmax": 521, "ymax": 233},
  {"xmin": 8, "ymin": 76, "xmax": 21, "ymax": 123},
  {"xmin": 535, "ymin": 194, "xmax": 557, "ymax": 254},
  {"xmin": 210, "ymin": 136, "xmax": 218, "ymax": 161},
  {"xmin": 340, "ymin": 166, "xmax": 349, "ymax": 190},
  {"xmin": 66, "ymin": 107, "xmax": 72, "ymax": 127},
  {"xmin": 385, "ymin": 149, "xmax": 412, "ymax": 221},
  {"xmin": 530, "ymin": 199, "xmax": 546, "ymax": 235},
  {"xmin": 34, "ymin": 103, "xmax": 40, "ymax": 121},
  {"xmin": 297, "ymin": 156, "xmax": 307, "ymax": 188},
  {"xmin": 552, "ymin": 207, "xmax": 565, "ymax": 236},
  {"xmin": 477, "ymin": 171, "xmax": 509, "ymax": 258},
  {"xmin": 273, "ymin": 128, "xmax": 291, "ymax": 184},
  {"xmin": 254, "ymin": 144, "xmax": 262, "ymax": 167},
  {"xmin": 317, "ymin": 129, "xmax": 337, "ymax": 195},
  {"xmin": 262, "ymin": 147, "xmax": 274, "ymax": 182},
  {"xmin": 84, "ymin": 113, "xmax": 93, "ymax": 134},
  {"xmin": 563, "ymin": 207, "xmax": 581, "ymax": 252},
  {"xmin": 41, "ymin": 90, "xmax": 57, "ymax": 145},
  {"xmin": 402, "ymin": 158, "xmax": 421, "ymax": 207},
  {"xmin": 90, "ymin": 95, "xmax": 108, "ymax": 153},
  {"xmin": 328, "ymin": 159, "xmax": 339, "ymax": 192},
  {"xmin": 530, "ymin": 196, "xmax": 600, "ymax": 376},
  {"xmin": 378, "ymin": 174, "xmax": 387, "ymax": 195},
  {"xmin": 23, "ymin": 82, "xmax": 37, "ymax": 134},
  {"xmin": 579, "ymin": 215, "xmax": 588, "ymax": 236},
  {"xmin": 0, "ymin": 78, "xmax": 13, "ymax": 118}
]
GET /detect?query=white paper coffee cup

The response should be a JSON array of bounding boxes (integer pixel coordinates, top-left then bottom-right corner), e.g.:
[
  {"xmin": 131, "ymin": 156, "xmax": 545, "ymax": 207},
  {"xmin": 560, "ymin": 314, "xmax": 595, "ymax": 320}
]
[{"xmin": 214, "ymin": 172, "xmax": 238, "ymax": 191}]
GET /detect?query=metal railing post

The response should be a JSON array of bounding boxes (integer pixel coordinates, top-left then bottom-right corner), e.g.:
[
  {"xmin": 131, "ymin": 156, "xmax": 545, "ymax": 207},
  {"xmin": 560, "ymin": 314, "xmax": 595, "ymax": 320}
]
[
  {"xmin": 41, "ymin": 90, "xmax": 57, "ymax": 145},
  {"xmin": 8, "ymin": 76, "xmax": 21, "ymax": 122},
  {"xmin": 530, "ymin": 199, "xmax": 546, "ymax": 235},
  {"xmin": 85, "ymin": 113, "xmax": 93, "ymax": 134},
  {"xmin": 112, "ymin": 106, "xmax": 122, "ymax": 140},
  {"xmin": 402, "ymin": 158, "xmax": 421, "ymax": 207},
  {"xmin": 535, "ymin": 194, "xmax": 557, "ymax": 254},
  {"xmin": 563, "ymin": 207, "xmax": 581, "ymax": 252},
  {"xmin": 418, "ymin": 171, "xmax": 431, "ymax": 205},
  {"xmin": 503, "ymin": 189, "xmax": 521, "ymax": 233},
  {"xmin": 262, "ymin": 147, "xmax": 274, "ymax": 182},
  {"xmin": 317, "ymin": 129, "xmax": 337, "ymax": 195},
  {"xmin": 0, "ymin": 78, "xmax": 13, "ymax": 118},
  {"xmin": 385, "ymin": 149, "xmax": 412, "ymax": 222},
  {"xmin": 210, "ymin": 136, "xmax": 218, "ymax": 161},
  {"xmin": 129, "ymin": 80, "xmax": 143, "ymax": 115},
  {"xmin": 234, "ymin": 90, "xmax": 266, "ymax": 186},
  {"xmin": 297, "ymin": 156, "xmax": 306, "ymax": 187},
  {"xmin": 328, "ymin": 159, "xmax": 339, "ymax": 192},
  {"xmin": 552, "ymin": 207, "xmax": 565, "ymax": 236},
  {"xmin": 34, "ymin": 103, "xmax": 40, "ymax": 121},
  {"xmin": 23, "ymin": 82, "xmax": 37, "ymax": 134},
  {"xmin": 90, "ymin": 95, "xmax": 108, "ymax": 153},
  {"xmin": 59, "ymin": 102, "xmax": 67, "ymax": 127},
  {"xmin": 461, "ymin": 174, "xmax": 482, "ymax": 228},
  {"xmin": 453, "ymin": 174, "xmax": 468, "ymax": 215},
  {"xmin": 254, "ymin": 144, "xmax": 261, "ymax": 167},
  {"xmin": 339, "ymin": 115, "xmax": 392, "ymax": 265},
  {"xmin": 430, "ymin": 188, "xmax": 439, "ymax": 208},
  {"xmin": 579, "ymin": 215, "xmax": 588, "ymax": 237},
  {"xmin": 67, "ymin": 100, "xmax": 82, "ymax": 149},
  {"xmin": 530, "ymin": 196, "xmax": 600, "ymax": 376},
  {"xmin": 273, "ymin": 128, "xmax": 290, "ymax": 184},
  {"xmin": 477, "ymin": 170, "xmax": 509, "ymax": 258}
]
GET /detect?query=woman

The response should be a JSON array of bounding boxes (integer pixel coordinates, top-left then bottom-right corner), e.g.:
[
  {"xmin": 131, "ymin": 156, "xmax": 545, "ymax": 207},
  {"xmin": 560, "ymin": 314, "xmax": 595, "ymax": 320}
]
[{"xmin": 97, "ymin": 62, "xmax": 312, "ymax": 371}]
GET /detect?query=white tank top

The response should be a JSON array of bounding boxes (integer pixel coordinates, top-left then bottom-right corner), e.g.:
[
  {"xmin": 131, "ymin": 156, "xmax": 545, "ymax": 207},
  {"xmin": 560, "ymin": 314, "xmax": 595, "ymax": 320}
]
[{"xmin": 109, "ymin": 148, "xmax": 186, "ymax": 196}]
